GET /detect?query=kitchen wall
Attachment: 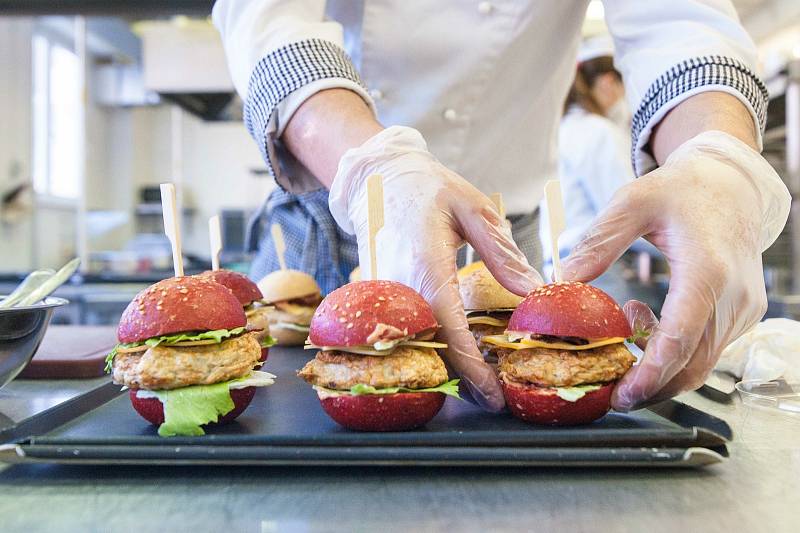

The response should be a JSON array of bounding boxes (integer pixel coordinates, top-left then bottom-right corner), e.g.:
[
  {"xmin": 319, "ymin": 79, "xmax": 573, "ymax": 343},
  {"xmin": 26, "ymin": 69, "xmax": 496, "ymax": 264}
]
[
  {"xmin": 0, "ymin": 18, "xmax": 35, "ymax": 272},
  {"xmin": 0, "ymin": 16, "xmax": 274, "ymax": 274}
]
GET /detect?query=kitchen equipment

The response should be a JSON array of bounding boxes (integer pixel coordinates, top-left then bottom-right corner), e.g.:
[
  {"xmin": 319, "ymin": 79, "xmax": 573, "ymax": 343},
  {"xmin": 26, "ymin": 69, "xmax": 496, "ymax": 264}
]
[
  {"xmin": 0, "ymin": 269, "xmax": 55, "ymax": 309},
  {"xmin": 736, "ymin": 379, "xmax": 800, "ymax": 415},
  {"xmin": 18, "ymin": 325, "xmax": 117, "ymax": 379},
  {"xmin": 0, "ymin": 259, "xmax": 80, "ymax": 309},
  {"xmin": 0, "ymin": 297, "xmax": 68, "ymax": 388},
  {"xmin": 704, "ymin": 371, "xmax": 737, "ymax": 395},
  {"xmin": 0, "ymin": 346, "xmax": 730, "ymax": 468}
]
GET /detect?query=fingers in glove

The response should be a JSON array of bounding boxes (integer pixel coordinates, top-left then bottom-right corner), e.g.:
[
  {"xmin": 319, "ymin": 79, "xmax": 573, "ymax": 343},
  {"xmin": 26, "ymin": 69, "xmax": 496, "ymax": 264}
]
[
  {"xmin": 562, "ymin": 181, "xmax": 653, "ymax": 283},
  {"xmin": 413, "ymin": 243, "xmax": 506, "ymax": 412},
  {"xmin": 612, "ymin": 262, "xmax": 716, "ymax": 411},
  {"xmin": 622, "ymin": 300, "xmax": 659, "ymax": 350},
  {"xmin": 629, "ymin": 281, "xmax": 767, "ymax": 407},
  {"xmin": 450, "ymin": 189, "xmax": 542, "ymax": 295}
]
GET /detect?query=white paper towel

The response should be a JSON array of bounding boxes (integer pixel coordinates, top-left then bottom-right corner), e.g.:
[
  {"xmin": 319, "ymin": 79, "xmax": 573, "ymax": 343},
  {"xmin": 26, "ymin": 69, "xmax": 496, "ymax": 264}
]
[{"xmin": 716, "ymin": 318, "xmax": 800, "ymax": 382}]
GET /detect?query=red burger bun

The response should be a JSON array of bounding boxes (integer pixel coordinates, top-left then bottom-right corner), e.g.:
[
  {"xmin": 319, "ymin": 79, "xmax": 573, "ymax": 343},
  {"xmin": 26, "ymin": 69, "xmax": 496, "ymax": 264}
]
[
  {"xmin": 502, "ymin": 380, "xmax": 614, "ymax": 426},
  {"xmin": 319, "ymin": 391, "xmax": 445, "ymax": 431},
  {"xmin": 117, "ymin": 276, "xmax": 246, "ymax": 344},
  {"xmin": 309, "ymin": 280, "xmax": 437, "ymax": 347},
  {"xmin": 129, "ymin": 386, "xmax": 257, "ymax": 428},
  {"xmin": 508, "ymin": 281, "xmax": 631, "ymax": 339},
  {"xmin": 197, "ymin": 270, "xmax": 263, "ymax": 306}
]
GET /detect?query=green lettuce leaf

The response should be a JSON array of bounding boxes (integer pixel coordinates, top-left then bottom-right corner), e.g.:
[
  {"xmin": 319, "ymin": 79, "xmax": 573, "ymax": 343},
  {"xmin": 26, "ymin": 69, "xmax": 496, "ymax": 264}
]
[
  {"xmin": 327, "ymin": 379, "xmax": 462, "ymax": 400},
  {"xmin": 144, "ymin": 327, "xmax": 247, "ymax": 348},
  {"xmin": 260, "ymin": 335, "xmax": 276, "ymax": 348},
  {"xmin": 104, "ymin": 327, "xmax": 248, "ymax": 374},
  {"xmin": 149, "ymin": 380, "xmax": 237, "ymax": 437},
  {"xmin": 555, "ymin": 384, "xmax": 602, "ymax": 402},
  {"xmin": 626, "ymin": 327, "xmax": 651, "ymax": 345},
  {"xmin": 103, "ymin": 342, "xmax": 139, "ymax": 373}
]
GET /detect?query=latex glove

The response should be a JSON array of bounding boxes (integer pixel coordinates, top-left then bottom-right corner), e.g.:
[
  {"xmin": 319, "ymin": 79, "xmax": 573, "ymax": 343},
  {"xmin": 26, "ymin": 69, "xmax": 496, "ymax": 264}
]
[
  {"xmin": 562, "ymin": 131, "xmax": 791, "ymax": 411},
  {"xmin": 330, "ymin": 126, "xmax": 542, "ymax": 411}
]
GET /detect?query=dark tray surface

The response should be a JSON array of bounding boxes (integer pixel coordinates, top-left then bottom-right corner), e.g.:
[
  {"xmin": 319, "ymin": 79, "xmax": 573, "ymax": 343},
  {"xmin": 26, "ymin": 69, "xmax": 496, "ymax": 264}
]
[{"xmin": 22, "ymin": 347, "xmax": 728, "ymax": 449}]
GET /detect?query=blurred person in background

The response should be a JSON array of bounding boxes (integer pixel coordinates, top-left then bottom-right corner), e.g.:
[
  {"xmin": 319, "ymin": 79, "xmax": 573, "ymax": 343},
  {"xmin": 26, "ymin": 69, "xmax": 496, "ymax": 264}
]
[{"xmin": 540, "ymin": 37, "xmax": 662, "ymax": 311}]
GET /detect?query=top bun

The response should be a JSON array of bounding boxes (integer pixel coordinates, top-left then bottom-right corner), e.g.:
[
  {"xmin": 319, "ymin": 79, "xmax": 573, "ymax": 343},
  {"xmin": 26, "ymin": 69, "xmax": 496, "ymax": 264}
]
[
  {"xmin": 197, "ymin": 270, "xmax": 262, "ymax": 306},
  {"xmin": 458, "ymin": 262, "xmax": 523, "ymax": 311},
  {"xmin": 508, "ymin": 281, "xmax": 631, "ymax": 339},
  {"xmin": 309, "ymin": 280, "xmax": 437, "ymax": 347},
  {"xmin": 257, "ymin": 270, "xmax": 321, "ymax": 303},
  {"xmin": 117, "ymin": 276, "xmax": 246, "ymax": 343}
]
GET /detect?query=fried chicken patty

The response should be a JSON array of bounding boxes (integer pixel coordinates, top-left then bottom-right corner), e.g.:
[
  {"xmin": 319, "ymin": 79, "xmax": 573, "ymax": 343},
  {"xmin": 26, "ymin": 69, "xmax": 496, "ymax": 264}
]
[
  {"xmin": 297, "ymin": 346, "xmax": 448, "ymax": 390},
  {"xmin": 497, "ymin": 342, "xmax": 635, "ymax": 388},
  {"xmin": 112, "ymin": 332, "xmax": 261, "ymax": 390},
  {"xmin": 469, "ymin": 322, "xmax": 507, "ymax": 360}
]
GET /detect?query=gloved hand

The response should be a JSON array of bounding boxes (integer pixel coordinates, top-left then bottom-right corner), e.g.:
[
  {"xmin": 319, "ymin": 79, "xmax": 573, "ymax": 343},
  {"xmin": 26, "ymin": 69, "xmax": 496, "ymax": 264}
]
[
  {"xmin": 562, "ymin": 131, "xmax": 791, "ymax": 411},
  {"xmin": 330, "ymin": 126, "xmax": 542, "ymax": 411}
]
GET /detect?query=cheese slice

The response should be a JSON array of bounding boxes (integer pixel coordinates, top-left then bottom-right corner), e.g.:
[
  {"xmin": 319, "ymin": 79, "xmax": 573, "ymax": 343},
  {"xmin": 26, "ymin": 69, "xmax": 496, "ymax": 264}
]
[
  {"xmin": 304, "ymin": 339, "xmax": 448, "ymax": 357},
  {"xmin": 466, "ymin": 316, "xmax": 508, "ymax": 327},
  {"xmin": 482, "ymin": 335, "xmax": 626, "ymax": 351},
  {"xmin": 457, "ymin": 261, "xmax": 486, "ymax": 278}
]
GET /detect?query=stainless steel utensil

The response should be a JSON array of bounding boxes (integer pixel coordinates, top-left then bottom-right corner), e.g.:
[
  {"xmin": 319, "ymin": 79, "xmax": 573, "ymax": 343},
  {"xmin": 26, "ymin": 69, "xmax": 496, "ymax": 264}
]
[
  {"xmin": 0, "ymin": 269, "xmax": 55, "ymax": 309},
  {"xmin": 16, "ymin": 258, "xmax": 80, "ymax": 307},
  {"xmin": 0, "ymin": 297, "xmax": 67, "ymax": 388}
]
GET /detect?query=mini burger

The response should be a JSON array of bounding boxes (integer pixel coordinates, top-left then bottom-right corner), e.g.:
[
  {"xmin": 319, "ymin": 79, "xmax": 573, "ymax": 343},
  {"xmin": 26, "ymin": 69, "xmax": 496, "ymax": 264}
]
[
  {"xmin": 257, "ymin": 269, "xmax": 322, "ymax": 346},
  {"xmin": 105, "ymin": 276, "xmax": 275, "ymax": 437},
  {"xmin": 483, "ymin": 281, "xmax": 636, "ymax": 426},
  {"xmin": 298, "ymin": 280, "xmax": 460, "ymax": 431},
  {"xmin": 458, "ymin": 261, "xmax": 523, "ymax": 363},
  {"xmin": 197, "ymin": 269, "xmax": 275, "ymax": 361}
]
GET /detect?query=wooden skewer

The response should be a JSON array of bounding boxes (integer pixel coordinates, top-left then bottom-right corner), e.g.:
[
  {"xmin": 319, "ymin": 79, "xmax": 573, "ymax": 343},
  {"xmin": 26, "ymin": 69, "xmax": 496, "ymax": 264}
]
[
  {"xmin": 543, "ymin": 180, "xmax": 566, "ymax": 282},
  {"xmin": 270, "ymin": 223, "xmax": 287, "ymax": 271},
  {"xmin": 490, "ymin": 192, "xmax": 505, "ymax": 221},
  {"xmin": 366, "ymin": 174, "xmax": 384, "ymax": 280},
  {"xmin": 160, "ymin": 183, "xmax": 184, "ymax": 277},
  {"xmin": 209, "ymin": 215, "xmax": 222, "ymax": 271}
]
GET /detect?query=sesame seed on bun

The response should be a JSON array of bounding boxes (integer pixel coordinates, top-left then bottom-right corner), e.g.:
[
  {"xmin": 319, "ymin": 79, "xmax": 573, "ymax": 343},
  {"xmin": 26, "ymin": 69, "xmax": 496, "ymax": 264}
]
[
  {"xmin": 309, "ymin": 280, "xmax": 438, "ymax": 347},
  {"xmin": 458, "ymin": 262, "xmax": 523, "ymax": 311},
  {"xmin": 257, "ymin": 269, "xmax": 321, "ymax": 303},
  {"xmin": 508, "ymin": 281, "xmax": 631, "ymax": 339},
  {"xmin": 197, "ymin": 270, "xmax": 262, "ymax": 306},
  {"xmin": 117, "ymin": 276, "xmax": 246, "ymax": 343}
]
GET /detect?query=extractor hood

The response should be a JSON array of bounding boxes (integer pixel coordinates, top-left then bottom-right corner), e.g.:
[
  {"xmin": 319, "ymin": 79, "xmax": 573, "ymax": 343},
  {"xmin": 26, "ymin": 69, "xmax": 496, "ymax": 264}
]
[{"xmin": 136, "ymin": 18, "xmax": 240, "ymax": 121}]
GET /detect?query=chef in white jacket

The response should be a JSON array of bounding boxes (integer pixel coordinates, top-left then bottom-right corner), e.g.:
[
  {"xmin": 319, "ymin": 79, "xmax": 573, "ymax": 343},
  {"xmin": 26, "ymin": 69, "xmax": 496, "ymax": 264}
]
[{"xmin": 212, "ymin": 1, "xmax": 791, "ymax": 413}]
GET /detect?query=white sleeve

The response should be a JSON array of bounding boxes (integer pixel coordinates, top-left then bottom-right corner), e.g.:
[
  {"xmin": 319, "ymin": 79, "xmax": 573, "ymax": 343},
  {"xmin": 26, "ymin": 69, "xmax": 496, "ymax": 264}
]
[
  {"xmin": 212, "ymin": 0, "xmax": 375, "ymax": 193},
  {"xmin": 602, "ymin": 0, "xmax": 768, "ymax": 176}
]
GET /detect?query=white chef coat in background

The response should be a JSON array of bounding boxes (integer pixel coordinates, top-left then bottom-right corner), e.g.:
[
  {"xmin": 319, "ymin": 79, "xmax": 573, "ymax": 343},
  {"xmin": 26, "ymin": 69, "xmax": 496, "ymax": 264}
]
[
  {"xmin": 212, "ymin": 0, "xmax": 766, "ymax": 217},
  {"xmin": 539, "ymin": 105, "xmax": 660, "ymax": 274},
  {"xmin": 540, "ymin": 106, "xmax": 635, "ymax": 275}
]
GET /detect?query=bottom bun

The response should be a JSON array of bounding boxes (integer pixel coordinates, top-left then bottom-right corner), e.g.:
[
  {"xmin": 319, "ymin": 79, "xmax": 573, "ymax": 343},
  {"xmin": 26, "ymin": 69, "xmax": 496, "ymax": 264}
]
[
  {"xmin": 259, "ymin": 347, "xmax": 269, "ymax": 363},
  {"xmin": 129, "ymin": 386, "xmax": 257, "ymax": 427},
  {"xmin": 320, "ymin": 391, "xmax": 445, "ymax": 432},
  {"xmin": 502, "ymin": 380, "xmax": 614, "ymax": 426},
  {"xmin": 270, "ymin": 326, "xmax": 308, "ymax": 346}
]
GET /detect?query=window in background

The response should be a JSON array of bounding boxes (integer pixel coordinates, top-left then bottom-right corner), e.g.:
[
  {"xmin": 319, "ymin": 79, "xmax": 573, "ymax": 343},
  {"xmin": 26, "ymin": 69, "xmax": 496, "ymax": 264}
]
[{"xmin": 31, "ymin": 32, "xmax": 81, "ymax": 200}]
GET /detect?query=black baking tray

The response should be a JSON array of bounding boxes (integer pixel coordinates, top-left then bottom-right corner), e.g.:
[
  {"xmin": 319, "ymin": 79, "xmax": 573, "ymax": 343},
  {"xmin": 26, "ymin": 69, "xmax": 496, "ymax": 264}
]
[{"xmin": 0, "ymin": 347, "xmax": 732, "ymax": 467}]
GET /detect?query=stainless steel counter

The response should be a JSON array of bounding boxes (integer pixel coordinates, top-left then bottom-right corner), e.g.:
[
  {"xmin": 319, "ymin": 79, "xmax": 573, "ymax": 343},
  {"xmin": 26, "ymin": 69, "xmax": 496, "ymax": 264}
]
[{"xmin": 0, "ymin": 378, "xmax": 798, "ymax": 533}]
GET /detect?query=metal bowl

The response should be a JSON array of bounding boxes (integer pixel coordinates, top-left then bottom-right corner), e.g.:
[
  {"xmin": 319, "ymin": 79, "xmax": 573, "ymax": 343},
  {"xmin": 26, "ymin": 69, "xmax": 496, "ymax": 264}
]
[{"xmin": 0, "ymin": 297, "xmax": 68, "ymax": 388}]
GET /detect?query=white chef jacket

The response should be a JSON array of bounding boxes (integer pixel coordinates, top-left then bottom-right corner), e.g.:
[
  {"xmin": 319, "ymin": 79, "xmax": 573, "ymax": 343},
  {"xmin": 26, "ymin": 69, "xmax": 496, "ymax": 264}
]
[{"xmin": 212, "ymin": 0, "xmax": 767, "ymax": 217}]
